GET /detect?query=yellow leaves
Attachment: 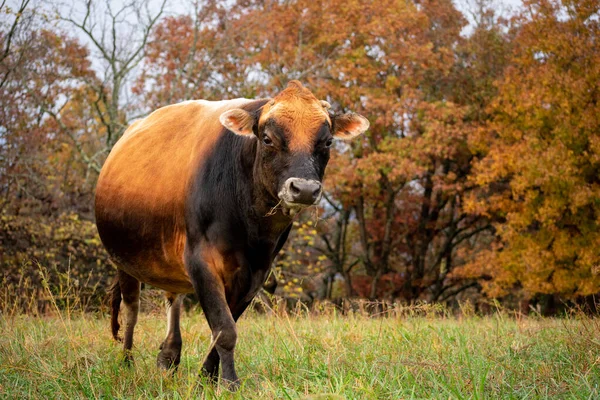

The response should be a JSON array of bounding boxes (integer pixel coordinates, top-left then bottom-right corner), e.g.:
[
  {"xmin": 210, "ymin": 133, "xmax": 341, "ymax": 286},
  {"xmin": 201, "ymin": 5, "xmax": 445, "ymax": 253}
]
[
  {"xmin": 384, "ymin": 75, "xmax": 400, "ymax": 92},
  {"xmin": 274, "ymin": 215, "xmax": 327, "ymax": 298},
  {"xmin": 84, "ymin": 238, "xmax": 100, "ymax": 246},
  {"xmin": 0, "ymin": 210, "xmax": 111, "ymax": 312},
  {"xmin": 467, "ymin": 0, "xmax": 600, "ymax": 299}
]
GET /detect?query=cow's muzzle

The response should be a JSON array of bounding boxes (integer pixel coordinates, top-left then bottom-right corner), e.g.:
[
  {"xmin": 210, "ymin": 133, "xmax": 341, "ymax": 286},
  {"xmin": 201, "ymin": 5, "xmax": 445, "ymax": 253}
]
[{"xmin": 279, "ymin": 178, "xmax": 322, "ymax": 207}]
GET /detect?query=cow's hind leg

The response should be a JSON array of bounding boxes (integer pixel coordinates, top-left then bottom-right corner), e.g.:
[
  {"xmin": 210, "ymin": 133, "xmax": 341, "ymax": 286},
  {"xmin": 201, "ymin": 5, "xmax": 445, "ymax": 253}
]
[
  {"xmin": 118, "ymin": 270, "xmax": 141, "ymax": 364},
  {"xmin": 157, "ymin": 292, "xmax": 183, "ymax": 370}
]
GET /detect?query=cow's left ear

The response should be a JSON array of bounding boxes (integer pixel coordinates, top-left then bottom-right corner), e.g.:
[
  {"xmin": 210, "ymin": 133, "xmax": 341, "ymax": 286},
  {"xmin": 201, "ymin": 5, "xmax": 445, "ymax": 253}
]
[
  {"xmin": 219, "ymin": 109, "xmax": 255, "ymax": 136},
  {"xmin": 332, "ymin": 113, "xmax": 370, "ymax": 140}
]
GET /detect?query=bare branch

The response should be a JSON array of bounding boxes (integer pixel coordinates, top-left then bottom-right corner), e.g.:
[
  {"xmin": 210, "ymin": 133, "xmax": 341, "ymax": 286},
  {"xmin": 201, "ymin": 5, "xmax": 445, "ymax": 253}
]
[
  {"xmin": 35, "ymin": 98, "xmax": 102, "ymax": 174},
  {"xmin": 0, "ymin": 0, "xmax": 31, "ymax": 65},
  {"xmin": 59, "ymin": 0, "xmax": 168, "ymax": 148},
  {"xmin": 0, "ymin": 0, "xmax": 32, "ymax": 89}
]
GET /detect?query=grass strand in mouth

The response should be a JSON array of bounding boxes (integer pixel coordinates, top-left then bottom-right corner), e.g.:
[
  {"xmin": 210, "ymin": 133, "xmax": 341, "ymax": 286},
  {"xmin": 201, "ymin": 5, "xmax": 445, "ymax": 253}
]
[
  {"xmin": 311, "ymin": 205, "xmax": 321, "ymax": 227},
  {"xmin": 264, "ymin": 199, "xmax": 283, "ymax": 217}
]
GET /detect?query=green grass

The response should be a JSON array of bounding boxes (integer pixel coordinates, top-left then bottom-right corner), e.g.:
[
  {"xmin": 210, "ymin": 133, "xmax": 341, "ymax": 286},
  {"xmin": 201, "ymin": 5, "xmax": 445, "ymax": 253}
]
[{"xmin": 1, "ymin": 306, "xmax": 599, "ymax": 399}]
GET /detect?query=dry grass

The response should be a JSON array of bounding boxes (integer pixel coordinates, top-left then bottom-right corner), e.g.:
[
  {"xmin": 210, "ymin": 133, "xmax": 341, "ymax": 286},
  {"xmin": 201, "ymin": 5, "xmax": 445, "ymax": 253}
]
[{"xmin": 1, "ymin": 296, "xmax": 599, "ymax": 399}]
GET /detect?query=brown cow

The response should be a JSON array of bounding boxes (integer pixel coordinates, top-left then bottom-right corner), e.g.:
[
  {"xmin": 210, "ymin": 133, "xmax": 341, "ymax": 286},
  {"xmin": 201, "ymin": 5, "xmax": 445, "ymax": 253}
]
[{"xmin": 95, "ymin": 81, "xmax": 369, "ymax": 388}]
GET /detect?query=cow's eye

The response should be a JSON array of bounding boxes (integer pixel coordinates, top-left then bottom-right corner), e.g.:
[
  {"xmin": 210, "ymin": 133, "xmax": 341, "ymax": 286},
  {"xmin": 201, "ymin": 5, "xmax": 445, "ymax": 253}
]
[
  {"xmin": 263, "ymin": 136, "xmax": 273, "ymax": 146},
  {"xmin": 325, "ymin": 138, "xmax": 333, "ymax": 148}
]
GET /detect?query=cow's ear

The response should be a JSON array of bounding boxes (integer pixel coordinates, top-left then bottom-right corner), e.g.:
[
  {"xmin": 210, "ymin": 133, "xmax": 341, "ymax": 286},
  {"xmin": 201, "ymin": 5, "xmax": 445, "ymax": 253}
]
[
  {"xmin": 219, "ymin": 109, "xmax": 255, "ymax": 136},
  {"xmin": 332, "ymin": 112, "xmax": 369, "ymax": 140}
]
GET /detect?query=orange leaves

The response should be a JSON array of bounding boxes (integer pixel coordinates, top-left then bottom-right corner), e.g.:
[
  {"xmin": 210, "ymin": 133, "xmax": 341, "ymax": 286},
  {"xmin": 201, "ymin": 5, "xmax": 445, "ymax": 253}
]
[
  {"xmin": 468, "ymin": 0, "xmax": 600, "ymax": 299},
  {"xmin": 0, "ymin": 25, "xmax": 100, "ymax": 214},
  {"xmin": 4, "ymin": 0, "xmax": 599, "ymax": 307}
]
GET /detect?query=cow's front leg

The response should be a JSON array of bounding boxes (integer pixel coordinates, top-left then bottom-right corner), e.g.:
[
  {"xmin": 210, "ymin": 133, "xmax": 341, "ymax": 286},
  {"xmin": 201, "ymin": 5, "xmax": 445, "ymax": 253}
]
[
  {"xmin": 202, "ymin": 348, "xmax": 220, "ymax": 382},
  {"xmin": 200, "ymin": 297, "xmax": 254, "ymax": 383},
  {"xmin": 186, "ymin": 245, "xmax": 240, "ymax": 388}
]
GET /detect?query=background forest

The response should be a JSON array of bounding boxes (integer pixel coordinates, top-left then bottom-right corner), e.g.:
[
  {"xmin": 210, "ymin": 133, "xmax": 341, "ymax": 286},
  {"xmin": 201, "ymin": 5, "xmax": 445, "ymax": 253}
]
[{"xmin": 1, "ymin": 0, "xmax": 599, "ymax": 315}]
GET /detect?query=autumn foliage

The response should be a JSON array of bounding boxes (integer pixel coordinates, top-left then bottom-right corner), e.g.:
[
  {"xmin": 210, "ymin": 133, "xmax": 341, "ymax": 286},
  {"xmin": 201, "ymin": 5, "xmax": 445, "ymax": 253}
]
[
  {"xmin": 458, "ymin": 0, "xmax": 600, "ymax": 302},
  {"xmin": 1, "ymin": 0, "xmax": 599, "ymax": 313}
]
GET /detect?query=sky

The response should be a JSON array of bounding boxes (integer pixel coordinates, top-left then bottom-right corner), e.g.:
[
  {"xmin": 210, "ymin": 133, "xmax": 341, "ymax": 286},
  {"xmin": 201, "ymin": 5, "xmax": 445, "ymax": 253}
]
[
  {"xmin": 455, "ymin": 0, "xmax": 524, "ymax": 34},
  {"xmin": 35, "ymin": 0, "xmax": 527, "ymax": 29},
  {"xmin": 2, "ymin": 0, "xmax": 526, "ymax": 94},
  {"xmin": 3, "ymin": 0, "xmax": 526, "ymax": 43}
]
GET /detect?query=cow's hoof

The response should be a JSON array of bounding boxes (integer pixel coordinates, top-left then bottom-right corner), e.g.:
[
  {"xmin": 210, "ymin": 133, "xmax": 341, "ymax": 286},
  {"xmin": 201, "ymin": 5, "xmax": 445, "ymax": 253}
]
[
  {"xmin": 122, "ymin": 351, "xmax": 134, "ymax": 366},
  {"xmin": 200, "ymin": 366, "xmax": 219, "ymax": 384},
  {"xmin": 221, "ymin": 377, "xmax": 240, "ymax": 392},
  {"xmin": 157, "ymin": 350, "xmax": 180, "ymax": 371}
]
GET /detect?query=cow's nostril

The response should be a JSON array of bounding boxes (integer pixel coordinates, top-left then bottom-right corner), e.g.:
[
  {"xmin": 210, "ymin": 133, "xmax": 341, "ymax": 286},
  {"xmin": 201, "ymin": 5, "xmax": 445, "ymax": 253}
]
[
  {"xmin": 289, "ymin": 181, "xmax": 301, "ymax": 195},
  {"xmin": 284, "ymin": 178, "xmax": 322, "ymax": 205},
  {"xmin": 312, "ymin": 184, "xmax": 321, "ymax": 199}
]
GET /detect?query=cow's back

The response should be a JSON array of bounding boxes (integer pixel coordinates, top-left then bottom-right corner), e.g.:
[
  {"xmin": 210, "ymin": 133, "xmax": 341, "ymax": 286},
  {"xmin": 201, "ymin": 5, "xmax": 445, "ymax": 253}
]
[{"xmin": 95, "ymin": 98, "xmax": 255, "ymax": 293}]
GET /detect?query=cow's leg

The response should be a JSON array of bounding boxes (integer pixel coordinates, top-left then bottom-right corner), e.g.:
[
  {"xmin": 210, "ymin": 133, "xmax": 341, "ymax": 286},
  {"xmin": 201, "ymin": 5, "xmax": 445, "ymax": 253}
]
[
  {"xmin": 201, "ymin": 300, "xmax": 252, "ymax": 381},
  {"xmin": 119, "ymin": 270, "xmax": 141, "ymax": 364},
  {"xmin": 186, "ymin": 249, "xmax": 240, "ymax": 388},
  {"xmin": 202, "ymin": 347, "xmax": 220, "ymax": 382},
  {"xmin": 157, "ymin": 292, "xmax": 183, "ymax": 370}
]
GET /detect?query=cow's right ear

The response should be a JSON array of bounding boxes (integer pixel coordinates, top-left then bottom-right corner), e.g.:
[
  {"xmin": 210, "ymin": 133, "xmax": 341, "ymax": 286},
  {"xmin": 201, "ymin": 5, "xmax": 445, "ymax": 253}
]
[{"xmin": 219, "ymin": 109, "xmax": 255, "ymax": 136}]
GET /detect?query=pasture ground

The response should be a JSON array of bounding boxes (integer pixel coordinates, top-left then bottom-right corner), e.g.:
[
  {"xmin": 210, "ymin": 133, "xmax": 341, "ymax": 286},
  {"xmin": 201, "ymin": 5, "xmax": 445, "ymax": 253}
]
[{"xmin": 1, "ymin": 303, "xmax": 599, "ymax": 399}]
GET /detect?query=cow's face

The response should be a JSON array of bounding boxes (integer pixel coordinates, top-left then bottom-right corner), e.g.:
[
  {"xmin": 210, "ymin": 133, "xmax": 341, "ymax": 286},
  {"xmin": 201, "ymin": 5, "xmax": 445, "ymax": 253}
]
[{"xmin": 220, "ymin": 81, "xmax": 369, "ymax": 214}]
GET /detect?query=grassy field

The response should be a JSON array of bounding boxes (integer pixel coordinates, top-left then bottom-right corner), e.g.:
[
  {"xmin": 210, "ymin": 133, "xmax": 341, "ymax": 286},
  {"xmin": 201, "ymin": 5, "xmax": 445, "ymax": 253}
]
[{"xmin": 1, "ymin": 305, "xmax": 599, "ymax": 399}]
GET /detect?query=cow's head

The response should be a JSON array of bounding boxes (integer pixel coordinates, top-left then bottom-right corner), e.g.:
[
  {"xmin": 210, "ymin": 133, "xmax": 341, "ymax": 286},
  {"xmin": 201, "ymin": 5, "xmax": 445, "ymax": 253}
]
[{"xmin": 219, "ymin": 81, "xmax": 369, "ymax": 214}]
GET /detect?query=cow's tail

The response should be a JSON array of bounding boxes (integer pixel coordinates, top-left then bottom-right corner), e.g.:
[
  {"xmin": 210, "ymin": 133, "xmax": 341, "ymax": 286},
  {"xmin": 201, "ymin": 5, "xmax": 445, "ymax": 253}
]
[{"xmin": 109, "ymin": 273, "xmax": 122, "ymax": 342}]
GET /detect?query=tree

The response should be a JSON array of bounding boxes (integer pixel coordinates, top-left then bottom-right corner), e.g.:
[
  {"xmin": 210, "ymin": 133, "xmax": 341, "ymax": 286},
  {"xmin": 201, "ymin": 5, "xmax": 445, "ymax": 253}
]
[
  {"xmin": 219, "ymin": 0, "xmax": 496, "ymax": 302},
  {"xmin": 0, "ymin": 24, "xmax": 96, "ymax": 213},
  {"xmin": 0, "ymin": 17, "xmax": 109, "ymax": 312},
  {"xmin": 134, "ymin": 0, "xmax": 261, "ymax": 107},
  {"xmin": 0, "ymin": 0, "xmax": 32, "ymax": 89},
  {"xmin": 461, "ymin": 0, "xmax": 600, "ymax": 300},
  {"xmin": 60, "ymin": 0, "xmax": 167, "ymax": 153}
]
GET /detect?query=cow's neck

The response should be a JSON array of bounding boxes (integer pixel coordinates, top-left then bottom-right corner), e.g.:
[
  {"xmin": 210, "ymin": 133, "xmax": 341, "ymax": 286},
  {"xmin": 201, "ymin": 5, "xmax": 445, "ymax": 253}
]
[{"xmin": 238, "ymin": 137, "xmax": 293, "ymax": 242}]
